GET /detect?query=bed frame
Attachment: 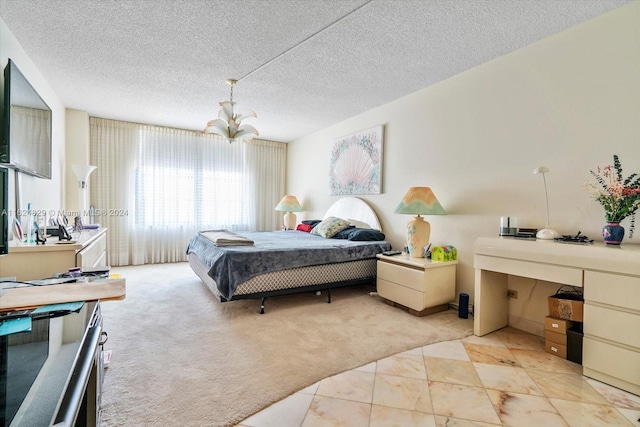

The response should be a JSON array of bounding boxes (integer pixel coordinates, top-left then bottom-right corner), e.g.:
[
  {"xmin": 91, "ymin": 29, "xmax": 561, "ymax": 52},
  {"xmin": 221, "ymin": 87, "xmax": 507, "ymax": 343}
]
[{"xmin": 189, "ymin": 197, "xmax": 386, "ymax": 313}]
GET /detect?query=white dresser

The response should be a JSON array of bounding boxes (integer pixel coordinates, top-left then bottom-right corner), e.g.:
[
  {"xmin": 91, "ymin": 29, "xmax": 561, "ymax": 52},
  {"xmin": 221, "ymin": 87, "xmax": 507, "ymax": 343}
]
[
  {"xmin": 474, "ymin": 237, "xmax": 640, "ymax": 395},
  {"xmin": 0, "ymin": 228, "xmax": 107, "ymax": 281}
]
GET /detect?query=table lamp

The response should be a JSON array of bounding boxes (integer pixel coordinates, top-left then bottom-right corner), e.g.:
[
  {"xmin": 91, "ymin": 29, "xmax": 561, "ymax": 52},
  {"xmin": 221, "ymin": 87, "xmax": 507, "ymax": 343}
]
[
  {"xmin": 275, "ymin": 195, "xmax": 303, "ymax": 230},
  {"xmin": 533, "ymin": 166, "xmax": 560, "ymax": 240},
  {"xmin": 394, "ymin": 187, "xmax": 446, "ymax": 258}
]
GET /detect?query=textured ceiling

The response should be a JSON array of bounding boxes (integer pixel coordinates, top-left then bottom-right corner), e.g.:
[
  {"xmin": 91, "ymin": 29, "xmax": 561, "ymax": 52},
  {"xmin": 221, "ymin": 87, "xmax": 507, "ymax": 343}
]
[{"xmin": 0, "ymin": 0, "xmax": 631, "ymax": 142}]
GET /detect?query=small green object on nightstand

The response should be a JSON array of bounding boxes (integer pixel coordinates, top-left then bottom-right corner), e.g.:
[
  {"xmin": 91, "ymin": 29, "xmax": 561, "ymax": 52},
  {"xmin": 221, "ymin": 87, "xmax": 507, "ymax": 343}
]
[{"xmin": 431, "ymin": 245, "xmax": 457, "ymax": 262}]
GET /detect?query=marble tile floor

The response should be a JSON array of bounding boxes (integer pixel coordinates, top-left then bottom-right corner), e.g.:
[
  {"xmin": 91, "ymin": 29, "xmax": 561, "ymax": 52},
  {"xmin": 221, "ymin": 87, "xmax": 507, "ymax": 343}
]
[{"xmin": 238, "ymin": 327, "xmax": 640, "ymax": 427}]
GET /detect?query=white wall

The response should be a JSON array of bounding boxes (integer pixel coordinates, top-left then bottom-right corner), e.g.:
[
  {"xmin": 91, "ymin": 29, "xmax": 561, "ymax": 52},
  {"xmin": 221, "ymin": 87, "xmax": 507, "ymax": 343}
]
[
  {"xmin": 287, "ymin": 3, "xmax": 640, "ymax": 331},
  {"xmin": 1, "ymin": 17, "xmax": 66, "ymax": 231},
  {"xmin": 65, "ymin": 109, "xmax": 91, "ymax": 215}
]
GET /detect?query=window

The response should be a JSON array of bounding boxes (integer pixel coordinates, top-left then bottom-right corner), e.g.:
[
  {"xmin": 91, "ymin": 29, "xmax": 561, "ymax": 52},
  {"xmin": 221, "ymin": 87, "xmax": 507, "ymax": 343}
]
[
  {"xmin": 136, "ymin": 166, "xmax": 244, "ymax": 228},
  {"xmin": 90, "ymin": 117, "xmax": 286, "ymax": 265}
]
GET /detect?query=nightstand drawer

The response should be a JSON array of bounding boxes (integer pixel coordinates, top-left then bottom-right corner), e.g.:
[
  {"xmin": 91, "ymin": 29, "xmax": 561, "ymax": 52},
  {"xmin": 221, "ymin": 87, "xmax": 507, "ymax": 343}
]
[
  {"xmin": 377, "ymin": 261, "xmax": 423, "ymax": 292},
  {"xmin": 377, "ymin": 278, "xmax": 424, "ymax": 311}
]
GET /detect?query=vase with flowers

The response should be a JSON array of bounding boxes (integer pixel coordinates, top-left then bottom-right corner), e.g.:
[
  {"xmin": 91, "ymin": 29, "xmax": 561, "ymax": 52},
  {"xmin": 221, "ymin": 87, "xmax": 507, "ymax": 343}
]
[{"xmin": 585, "ymin": 155, "xmax": 640, "ymax": 245}]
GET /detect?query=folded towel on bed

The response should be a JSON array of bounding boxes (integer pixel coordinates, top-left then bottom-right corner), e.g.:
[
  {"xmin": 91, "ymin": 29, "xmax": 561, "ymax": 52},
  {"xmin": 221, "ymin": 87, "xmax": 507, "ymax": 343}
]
[{"xmin": 199, "ymin": 230, "xmax": 254, "ymax": 246}]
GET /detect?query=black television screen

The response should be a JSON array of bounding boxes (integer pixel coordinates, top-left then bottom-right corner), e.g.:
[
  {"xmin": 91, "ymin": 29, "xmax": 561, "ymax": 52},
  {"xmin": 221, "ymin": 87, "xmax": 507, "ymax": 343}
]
[
  {"xmin": 1, "ymin": 166, "xmax": 7, "ymax": 255},
  {"xmin": 1, "ymin": 59, "xmax": 52, "ymax": 179}
]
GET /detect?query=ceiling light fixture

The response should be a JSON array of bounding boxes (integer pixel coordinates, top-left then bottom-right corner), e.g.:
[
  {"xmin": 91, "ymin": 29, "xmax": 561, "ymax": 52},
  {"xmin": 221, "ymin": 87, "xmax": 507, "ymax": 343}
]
[{"xmin": 204, "ymin": 78, "xmax": 258, "ymax": 143}]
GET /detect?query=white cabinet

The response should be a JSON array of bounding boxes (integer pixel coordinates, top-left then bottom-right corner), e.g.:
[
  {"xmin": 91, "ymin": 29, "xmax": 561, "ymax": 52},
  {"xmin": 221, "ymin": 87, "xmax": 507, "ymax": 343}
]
[
  {"xmin": 376, "ymin": 254, "xmax": 457, "ymax": 316},
  {"xmin": 583, "ymin": 271, "xmax": 640, "ymax": 395}
]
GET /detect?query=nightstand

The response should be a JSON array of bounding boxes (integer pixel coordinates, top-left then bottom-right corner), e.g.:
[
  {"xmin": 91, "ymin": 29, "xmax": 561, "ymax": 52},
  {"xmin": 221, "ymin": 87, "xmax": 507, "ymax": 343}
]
[{"xmin": 376, "ymin": 253, "xmax": 457, "ymax": 316}]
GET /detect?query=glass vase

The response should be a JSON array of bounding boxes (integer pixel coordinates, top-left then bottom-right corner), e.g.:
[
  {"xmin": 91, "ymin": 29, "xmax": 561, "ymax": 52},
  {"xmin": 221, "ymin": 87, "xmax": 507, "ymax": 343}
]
[{"xmin": 603, "ymin": 222, "xmax": 625, "ymax": 246}]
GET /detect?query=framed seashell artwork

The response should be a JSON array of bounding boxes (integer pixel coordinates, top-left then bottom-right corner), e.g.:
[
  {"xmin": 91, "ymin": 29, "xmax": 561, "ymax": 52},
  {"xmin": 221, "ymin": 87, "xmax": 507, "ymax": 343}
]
[{"xmin": 329, "ymin": 125, "xmax": 383, "ymax": 195}]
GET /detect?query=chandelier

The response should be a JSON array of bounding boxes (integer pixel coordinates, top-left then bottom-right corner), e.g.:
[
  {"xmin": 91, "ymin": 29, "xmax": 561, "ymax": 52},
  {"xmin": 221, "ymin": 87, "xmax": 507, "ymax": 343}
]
[{"xmin": 204, "ymin": 79, "xmax": 258, "ymax": 143}]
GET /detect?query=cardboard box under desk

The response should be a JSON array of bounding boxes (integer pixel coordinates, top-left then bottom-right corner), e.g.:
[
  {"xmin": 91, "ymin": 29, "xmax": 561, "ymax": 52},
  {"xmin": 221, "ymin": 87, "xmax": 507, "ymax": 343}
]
[
  {"xmin": 548, "ymin": 296, "xmax": 584, "ymax": 322},
  {"xmin": 545, "ymin": 330, "xmax": 567, "ymax": 346},
  {"xmin": 544, "ymin": 315, "xmax": 577, "ymax": 334},
  {"xmin": 545, "ymin": 340, "xmax": 567, "ymax": 359}
]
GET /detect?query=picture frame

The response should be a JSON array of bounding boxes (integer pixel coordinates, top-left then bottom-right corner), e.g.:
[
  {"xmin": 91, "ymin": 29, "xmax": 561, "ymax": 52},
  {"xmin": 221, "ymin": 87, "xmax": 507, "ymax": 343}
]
[
  {"xmin": 34, "ymin": 221, "xmax": 47, "ymax": 244},
  {"xmin": 329, "ymin": 125, "xmax": 383, "ymax": 195}
]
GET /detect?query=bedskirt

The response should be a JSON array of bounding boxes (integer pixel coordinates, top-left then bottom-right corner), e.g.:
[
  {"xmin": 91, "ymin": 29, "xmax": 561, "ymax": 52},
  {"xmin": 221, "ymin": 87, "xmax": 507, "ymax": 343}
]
[{"xmin": 189, "ymin": 252, "xmax": 376, "ymax": 301}]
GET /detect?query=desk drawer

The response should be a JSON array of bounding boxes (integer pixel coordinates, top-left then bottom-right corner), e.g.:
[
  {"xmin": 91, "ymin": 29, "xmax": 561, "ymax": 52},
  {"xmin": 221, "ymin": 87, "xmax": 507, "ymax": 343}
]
[
  {"xmin": 474, "ymin": 255, "xmax": 583, "ymax": 286},
  {"xmin": 377, "ymin": 278, "xmax": 424, "ymax": 311},
  {"xmin": 77, "ymin": 234, "xmax": 107, "ymax": 268},
  {"xmin": 377, "ymin": 261, "xmax": 423, "ymax": 292},
  {"xmin": 584, "ymin": 271, "xmax": 640, "ymax": 311},
  {"xmin": 584, "ymin": 304, "xmax": 640, "ymax": 348},
  {"xmin": 583, "ymin": 337, "xmax": 640, "ymax": 387}
]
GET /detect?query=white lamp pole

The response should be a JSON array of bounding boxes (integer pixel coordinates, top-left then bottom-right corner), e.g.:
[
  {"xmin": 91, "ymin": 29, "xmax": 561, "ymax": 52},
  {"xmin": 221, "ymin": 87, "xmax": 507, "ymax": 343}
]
[
  {"xmin": 533, "ymin": 166, "xmax": 560, "ymax": 240},
  {"xmin": 71, "ymin": 164, "xmax": 97, "ymax": 224}
]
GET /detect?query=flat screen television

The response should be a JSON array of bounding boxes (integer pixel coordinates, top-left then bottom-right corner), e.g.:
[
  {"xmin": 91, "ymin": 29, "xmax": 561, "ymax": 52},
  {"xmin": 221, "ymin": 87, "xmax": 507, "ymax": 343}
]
[
  {"xmin": 0, "ymin": 166, "xmax": 7, "ymax": 255},
  {"xmin": 1, "ymin": 59, "xmax": 52, "ymax": 179}
]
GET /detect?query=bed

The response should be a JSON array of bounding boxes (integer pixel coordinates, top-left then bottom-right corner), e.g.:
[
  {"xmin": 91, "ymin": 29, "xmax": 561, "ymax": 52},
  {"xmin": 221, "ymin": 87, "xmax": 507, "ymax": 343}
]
[{"xmin": 187, "ymin": 197, "xmax": 392, "ymax": 313}]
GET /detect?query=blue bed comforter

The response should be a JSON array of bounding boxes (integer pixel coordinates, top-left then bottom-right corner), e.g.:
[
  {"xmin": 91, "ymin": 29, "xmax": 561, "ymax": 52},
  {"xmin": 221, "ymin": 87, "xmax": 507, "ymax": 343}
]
[{"xmin": 186, "ymin": 230, "xmax": 391, "ymax": 300}]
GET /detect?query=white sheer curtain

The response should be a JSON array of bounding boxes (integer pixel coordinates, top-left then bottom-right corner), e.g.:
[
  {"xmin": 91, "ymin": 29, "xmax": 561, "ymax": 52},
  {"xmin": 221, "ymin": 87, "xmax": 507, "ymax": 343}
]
[{"xmin": 89, "ymin": 117, "xmax": 286, "ymax": 266}]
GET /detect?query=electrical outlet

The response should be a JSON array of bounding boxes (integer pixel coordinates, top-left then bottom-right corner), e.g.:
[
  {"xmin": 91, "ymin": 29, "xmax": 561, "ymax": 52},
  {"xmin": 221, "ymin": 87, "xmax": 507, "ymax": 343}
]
[{"xmin": 507, "ymin": 290, "xmax": 518, "ymax": 299}]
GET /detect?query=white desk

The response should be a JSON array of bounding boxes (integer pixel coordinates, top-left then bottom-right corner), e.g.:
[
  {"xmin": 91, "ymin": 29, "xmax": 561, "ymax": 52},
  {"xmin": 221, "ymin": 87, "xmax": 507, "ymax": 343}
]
[{"xmin": 474, "ymin": 237, "xmax": 640, "ymax": 395}]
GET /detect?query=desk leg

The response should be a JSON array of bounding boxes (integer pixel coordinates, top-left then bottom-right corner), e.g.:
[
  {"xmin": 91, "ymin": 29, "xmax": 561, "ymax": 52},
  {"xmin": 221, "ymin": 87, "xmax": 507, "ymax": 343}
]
[{"xmin": 474, "ymin": 269, "xmax": 508, "ymax": 336}]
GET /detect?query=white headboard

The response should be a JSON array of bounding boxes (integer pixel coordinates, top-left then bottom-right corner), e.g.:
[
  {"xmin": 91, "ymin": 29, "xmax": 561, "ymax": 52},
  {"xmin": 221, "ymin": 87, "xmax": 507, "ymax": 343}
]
[{"xmin": 322, "ymin": 197, "xmax": 383, "ymax": 231}]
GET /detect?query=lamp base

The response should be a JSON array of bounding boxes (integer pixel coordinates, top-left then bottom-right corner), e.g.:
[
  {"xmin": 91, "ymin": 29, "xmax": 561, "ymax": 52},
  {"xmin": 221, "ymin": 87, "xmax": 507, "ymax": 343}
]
[
  {"xmin": 283, "ymin": 212, "xmax": 297, "ymax": 230},
  {"xmin": 407, "ymin": 215, "xmax": 430, "ymax": 258},
  {"xmin": 536, "ymin": 228, "xmax": 560, "ymax": 240}
]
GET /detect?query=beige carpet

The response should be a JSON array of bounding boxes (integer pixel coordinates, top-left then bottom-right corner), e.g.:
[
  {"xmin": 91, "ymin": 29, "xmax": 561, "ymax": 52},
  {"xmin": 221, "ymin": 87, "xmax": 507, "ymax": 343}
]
[{"xmin": 99, "ymin": 262, "xmax": 473, "ymax": 427}]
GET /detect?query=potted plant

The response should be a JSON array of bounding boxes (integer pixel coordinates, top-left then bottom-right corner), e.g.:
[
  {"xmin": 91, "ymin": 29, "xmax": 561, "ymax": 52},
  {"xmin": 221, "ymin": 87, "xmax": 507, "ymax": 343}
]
[{"xmin": 585, "ymin": 155, "xmax": 640, "ymax": 245}]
